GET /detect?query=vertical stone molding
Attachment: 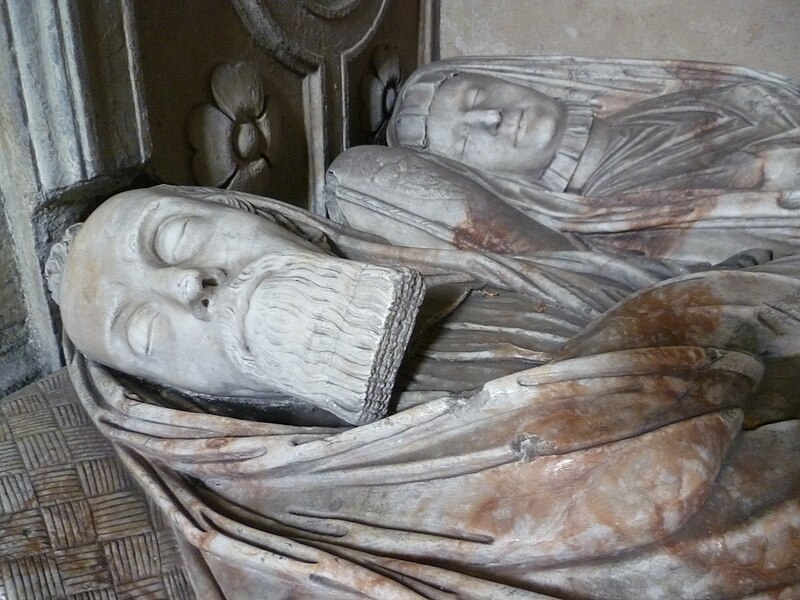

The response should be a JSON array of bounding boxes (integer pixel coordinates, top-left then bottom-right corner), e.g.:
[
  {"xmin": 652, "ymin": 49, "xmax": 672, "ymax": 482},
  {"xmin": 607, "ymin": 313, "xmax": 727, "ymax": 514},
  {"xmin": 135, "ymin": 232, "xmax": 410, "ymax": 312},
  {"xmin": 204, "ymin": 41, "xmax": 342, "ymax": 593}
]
[{"xmin": 0, "ymin": 0, "xmax": 150, "ymax": 394}]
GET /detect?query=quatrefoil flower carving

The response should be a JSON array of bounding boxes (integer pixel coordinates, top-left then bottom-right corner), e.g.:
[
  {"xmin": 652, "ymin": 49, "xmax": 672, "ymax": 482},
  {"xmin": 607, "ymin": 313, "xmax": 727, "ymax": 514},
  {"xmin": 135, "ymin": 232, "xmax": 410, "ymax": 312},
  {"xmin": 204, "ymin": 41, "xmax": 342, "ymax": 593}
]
[
  {"xmin": 188, "ymin": 62, "xmax": 272, "ymax": 192},
  {"xmin": 360, "ymin": 46, "xmax": 401, "ymax": 141}
]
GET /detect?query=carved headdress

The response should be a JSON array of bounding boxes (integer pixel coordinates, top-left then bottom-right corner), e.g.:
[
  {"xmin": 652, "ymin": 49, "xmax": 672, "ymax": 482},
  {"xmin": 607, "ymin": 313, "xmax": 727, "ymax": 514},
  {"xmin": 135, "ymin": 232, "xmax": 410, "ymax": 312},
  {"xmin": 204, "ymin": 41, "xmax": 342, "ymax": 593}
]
[
  {"xmin": 386, "ymin": 65, "xmax": 594, "ymax": 192},
  {"xmin": 377, "ymin": 57, "xmax": 800, "ymax": 263}
]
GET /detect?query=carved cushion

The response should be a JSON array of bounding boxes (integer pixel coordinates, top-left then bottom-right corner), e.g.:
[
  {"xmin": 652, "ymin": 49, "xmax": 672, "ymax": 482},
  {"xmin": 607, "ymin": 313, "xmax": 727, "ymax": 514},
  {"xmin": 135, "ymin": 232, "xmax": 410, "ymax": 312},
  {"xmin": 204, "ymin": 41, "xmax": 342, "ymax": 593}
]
[{"xmin": 0, "ymin": 369, "xmax": 194, "ymax": 600}]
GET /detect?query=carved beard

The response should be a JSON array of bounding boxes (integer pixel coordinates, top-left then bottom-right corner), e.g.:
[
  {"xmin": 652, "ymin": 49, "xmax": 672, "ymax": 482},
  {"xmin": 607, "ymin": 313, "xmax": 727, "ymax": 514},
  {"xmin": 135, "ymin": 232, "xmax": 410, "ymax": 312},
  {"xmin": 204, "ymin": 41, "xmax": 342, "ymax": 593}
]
[{"xmin": 218, "ymin": 252, "xmax": 424, "ymax": 425}]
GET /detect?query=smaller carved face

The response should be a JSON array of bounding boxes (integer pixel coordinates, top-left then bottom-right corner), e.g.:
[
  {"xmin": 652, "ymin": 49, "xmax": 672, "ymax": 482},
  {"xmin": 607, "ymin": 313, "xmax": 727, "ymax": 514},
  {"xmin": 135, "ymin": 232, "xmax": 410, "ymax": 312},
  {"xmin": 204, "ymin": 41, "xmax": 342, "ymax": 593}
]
[{"xmin": 424, "ymin": 73, "xmax": 566, "ymax": 176}]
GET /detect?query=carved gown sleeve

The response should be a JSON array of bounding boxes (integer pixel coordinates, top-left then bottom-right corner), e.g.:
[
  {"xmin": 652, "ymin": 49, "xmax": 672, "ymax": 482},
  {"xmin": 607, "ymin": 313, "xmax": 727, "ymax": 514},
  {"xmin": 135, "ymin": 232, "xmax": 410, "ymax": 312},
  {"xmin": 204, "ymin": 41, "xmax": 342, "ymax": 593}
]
[{"xmin": 326, "ymin": 145, "xmax": 576, "ymax": 255}]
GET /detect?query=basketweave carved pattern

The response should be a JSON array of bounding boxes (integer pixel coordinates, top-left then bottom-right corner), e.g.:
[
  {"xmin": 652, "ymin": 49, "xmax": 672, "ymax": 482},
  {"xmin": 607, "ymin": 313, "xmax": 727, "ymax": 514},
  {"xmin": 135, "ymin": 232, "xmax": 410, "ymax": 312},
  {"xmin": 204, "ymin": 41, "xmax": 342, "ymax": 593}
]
[{"xmin": 0, "ymin": 370, "xmax": 194, "ymax": 600}]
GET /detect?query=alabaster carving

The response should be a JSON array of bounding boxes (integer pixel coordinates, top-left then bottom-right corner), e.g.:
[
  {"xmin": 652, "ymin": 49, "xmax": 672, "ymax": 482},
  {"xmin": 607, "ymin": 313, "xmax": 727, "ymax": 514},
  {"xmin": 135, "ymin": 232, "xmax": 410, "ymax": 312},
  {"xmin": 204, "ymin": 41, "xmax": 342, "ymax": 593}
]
[
  {"xmin": 50, "ymin": 162, "xmax": 800, "ymax": 599},
  {"xmin": 227, "ymin": 0, "xmax": 438, "ymax": 213},
  {"xmin": 387, "ymin": 57, "xmax": 800, "ymax": 194},
  {"xmin": 52, "ymin": 188, "xmax": 423, "ymax": 425},
  {"xmin": 329, "ymin": 56, "xmax": 800, "ymax": 265},
  {"xmin": 188, "ymin": 62, "xmax": 273, "ymax": 193}
]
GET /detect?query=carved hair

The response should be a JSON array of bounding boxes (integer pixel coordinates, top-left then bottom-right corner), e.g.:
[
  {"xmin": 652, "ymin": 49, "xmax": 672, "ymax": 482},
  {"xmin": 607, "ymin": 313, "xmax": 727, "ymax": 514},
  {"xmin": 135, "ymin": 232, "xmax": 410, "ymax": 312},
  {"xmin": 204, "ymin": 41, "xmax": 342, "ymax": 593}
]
[
  {"xmin": 386, "ymin": 71, "xmax": 452, "ymax": 150},
  {"xmin": 45, "ymin": 223, "xmax": 83, "ymax": 306}
]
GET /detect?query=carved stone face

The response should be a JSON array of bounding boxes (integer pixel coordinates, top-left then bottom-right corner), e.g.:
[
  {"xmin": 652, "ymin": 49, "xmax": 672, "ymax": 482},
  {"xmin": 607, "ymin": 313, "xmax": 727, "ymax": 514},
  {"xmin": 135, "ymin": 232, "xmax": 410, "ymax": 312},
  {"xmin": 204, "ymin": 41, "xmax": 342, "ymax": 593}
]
[
  {"xmin": 60, "ymin": 187, "xmax": 422, "ymax": 424},
  {"xmin": 424, "ymin": 73, "xmax": 566, "ymax": 176}
]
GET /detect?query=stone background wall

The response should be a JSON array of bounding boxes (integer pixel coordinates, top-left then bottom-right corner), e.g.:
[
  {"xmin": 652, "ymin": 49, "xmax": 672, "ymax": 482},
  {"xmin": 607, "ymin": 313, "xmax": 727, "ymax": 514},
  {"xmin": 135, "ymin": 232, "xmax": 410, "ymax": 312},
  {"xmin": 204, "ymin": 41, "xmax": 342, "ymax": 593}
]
[
  {"xmin": 0, "ymin": 211, "xmax": 41, "ymax": 391},
  {"xmin": 440, "ymin": 0, "xmax": 800, "ymax": 81},
  {"xmin": 0, "ymin": 1, "xmax": 149, "ymax": 396}
]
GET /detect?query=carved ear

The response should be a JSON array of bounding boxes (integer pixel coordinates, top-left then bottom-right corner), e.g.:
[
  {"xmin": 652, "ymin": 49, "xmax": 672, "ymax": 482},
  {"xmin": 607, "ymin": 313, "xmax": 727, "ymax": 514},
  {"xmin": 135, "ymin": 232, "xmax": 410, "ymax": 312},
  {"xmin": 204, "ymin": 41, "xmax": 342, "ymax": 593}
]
[{"xmin": 45, "ymin": 223, "xmax": 83, "ymax": 306}]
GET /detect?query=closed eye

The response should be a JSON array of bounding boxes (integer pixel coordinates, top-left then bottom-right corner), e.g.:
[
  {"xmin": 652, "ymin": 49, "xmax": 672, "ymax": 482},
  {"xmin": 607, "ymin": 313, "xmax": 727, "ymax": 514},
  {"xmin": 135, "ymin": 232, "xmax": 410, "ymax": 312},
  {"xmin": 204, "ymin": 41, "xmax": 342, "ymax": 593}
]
[
  {"xmin": 459, "ymin": 130, "xmax": 470, "ymax": 157},
  {"xmin": 469, "ymin": 88, "xmax": 483, "ymax": 108},
  {"xmin": 126, "ymin": 304, "xmax": 160, "ymax": 357},
  {"xmin": 153, "ymin": 215, "xmax": 208, "ymax": 264}
]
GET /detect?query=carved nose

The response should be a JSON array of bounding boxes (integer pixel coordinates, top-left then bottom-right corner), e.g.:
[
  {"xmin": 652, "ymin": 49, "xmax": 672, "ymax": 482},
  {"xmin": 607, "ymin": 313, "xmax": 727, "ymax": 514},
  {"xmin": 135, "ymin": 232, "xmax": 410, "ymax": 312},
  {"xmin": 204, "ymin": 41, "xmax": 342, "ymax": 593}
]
[
  {"xmin": 467, "ymin": 109, "xmax": 502, "ymax": 130},
  {"xmin": 154, "ymin": 267, "xmax": 225, "ymax": 308}
]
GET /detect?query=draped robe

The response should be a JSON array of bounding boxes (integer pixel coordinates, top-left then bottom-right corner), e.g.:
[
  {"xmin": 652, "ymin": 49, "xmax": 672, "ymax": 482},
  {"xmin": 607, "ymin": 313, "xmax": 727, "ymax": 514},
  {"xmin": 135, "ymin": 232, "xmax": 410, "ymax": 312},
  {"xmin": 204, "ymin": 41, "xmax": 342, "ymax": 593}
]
[
  {"xmin": 66, "ymin": 186, "xmax": 800, "ymax": 599},
  {"xmin": 378, "ymin": 57, "xmax": 800, "ymax": 265}
]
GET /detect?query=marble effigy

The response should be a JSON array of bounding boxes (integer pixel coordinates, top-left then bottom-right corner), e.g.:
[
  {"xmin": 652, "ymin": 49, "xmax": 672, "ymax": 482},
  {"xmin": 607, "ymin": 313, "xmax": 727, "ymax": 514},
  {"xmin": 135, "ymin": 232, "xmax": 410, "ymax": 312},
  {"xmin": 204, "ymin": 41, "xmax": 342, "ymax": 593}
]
[
  {"xmin": 20, "ymin": 57, "xmax": 800, "ymax": 598},
  {"xmin": 45, "ymin": 184, "xmax": 799, "ymax": 597},
  {"xmin": 328, "ymin": 56, "xmax": 800, "ymax": 264}
]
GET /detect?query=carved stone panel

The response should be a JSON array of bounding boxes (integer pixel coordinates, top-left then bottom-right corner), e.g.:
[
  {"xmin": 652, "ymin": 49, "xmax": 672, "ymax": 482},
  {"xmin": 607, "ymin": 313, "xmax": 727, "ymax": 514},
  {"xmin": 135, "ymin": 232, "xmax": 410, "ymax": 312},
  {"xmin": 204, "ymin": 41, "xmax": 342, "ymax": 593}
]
[{"xmin": 135, "ymin": 0, "xmax": 437, "ymax": 212}]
